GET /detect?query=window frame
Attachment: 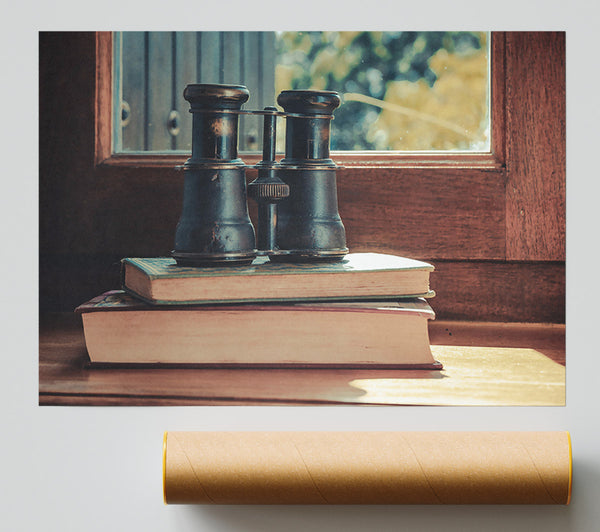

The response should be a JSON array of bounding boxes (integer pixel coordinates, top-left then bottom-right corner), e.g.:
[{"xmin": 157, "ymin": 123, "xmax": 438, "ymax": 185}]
[
  {"xmin": 95, "ymin": 31, "xmax": 505, "ymax": 170},
  {"xmin": 38, "ymin": 31, "xmax": 564, "ymax": 321}
]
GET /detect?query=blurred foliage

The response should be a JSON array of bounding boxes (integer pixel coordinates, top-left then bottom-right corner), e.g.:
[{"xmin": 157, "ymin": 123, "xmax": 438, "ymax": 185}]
[{"xmin": 275, "ymin": 31, "xmax": 489, "ymax": 151}]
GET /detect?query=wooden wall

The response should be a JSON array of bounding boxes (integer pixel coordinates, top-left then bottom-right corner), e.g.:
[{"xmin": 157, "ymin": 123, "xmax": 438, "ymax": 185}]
[{"xmin": 39, "ymin": 32, "xmax": 565, "ymax": 322}]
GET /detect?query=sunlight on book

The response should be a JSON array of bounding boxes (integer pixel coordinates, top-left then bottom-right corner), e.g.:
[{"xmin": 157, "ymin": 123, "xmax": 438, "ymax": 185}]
[{"xmin": 349, "ymin": 347, "xmax": 565, "ymax": 406}]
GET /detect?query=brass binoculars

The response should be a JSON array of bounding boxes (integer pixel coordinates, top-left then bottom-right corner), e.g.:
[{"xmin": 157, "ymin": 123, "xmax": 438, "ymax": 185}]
[{"xmin": 172, "ymin": 84, "xmax": 348, "ymax": 266}]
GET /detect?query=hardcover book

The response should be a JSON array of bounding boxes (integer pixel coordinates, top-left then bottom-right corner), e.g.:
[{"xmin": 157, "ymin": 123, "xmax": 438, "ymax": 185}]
[
  {"xmin": 121, "ymin": 253, "xmax": 434, "ymax": 305},
  {"xmin": 76, "ymin": 290, "xmax": 440, "ymax": 368}
]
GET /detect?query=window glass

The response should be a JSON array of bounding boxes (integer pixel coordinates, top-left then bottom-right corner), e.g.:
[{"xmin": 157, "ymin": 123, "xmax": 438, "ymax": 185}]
[{"xmin": 113, "ymin": 31, "xmax": 490, "ymax": 154}]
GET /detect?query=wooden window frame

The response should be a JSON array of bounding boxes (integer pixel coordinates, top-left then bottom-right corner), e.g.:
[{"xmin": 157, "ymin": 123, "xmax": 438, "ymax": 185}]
[{"xmin": 95, "ymin": 31, "xmax": 505, "ymax": 170}]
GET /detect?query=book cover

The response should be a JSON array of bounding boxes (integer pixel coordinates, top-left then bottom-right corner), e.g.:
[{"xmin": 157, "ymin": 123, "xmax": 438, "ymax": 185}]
[
  {"xmin": 121, "ymin": 253, "xmax": 435, "ymax": 305},
  {"xmin": 77, "ymin": 291, "xmax": 440, "ymax": 368}
]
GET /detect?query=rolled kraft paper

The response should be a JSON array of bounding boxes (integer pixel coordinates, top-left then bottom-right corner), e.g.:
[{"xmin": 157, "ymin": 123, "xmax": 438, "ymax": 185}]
[{"xmin": 163, "ymin": 431, "xmax": 572, "ymax": 505}]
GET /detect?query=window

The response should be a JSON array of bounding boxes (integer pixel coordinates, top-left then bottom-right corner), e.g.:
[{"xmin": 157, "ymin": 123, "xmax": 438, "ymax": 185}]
[
  {"xmin": 92, "ymin": 32, "xmax": 564, "ymax": 268},
  {"xmin": 111, "ymin": 31, "xmax": 490, "ymax": 156}
]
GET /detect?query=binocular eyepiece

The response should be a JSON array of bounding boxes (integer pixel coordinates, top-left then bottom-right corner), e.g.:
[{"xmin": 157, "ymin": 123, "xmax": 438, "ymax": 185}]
[{"xmin": 172, "ymin": 83, "xmax": 348, "ymax": 267}]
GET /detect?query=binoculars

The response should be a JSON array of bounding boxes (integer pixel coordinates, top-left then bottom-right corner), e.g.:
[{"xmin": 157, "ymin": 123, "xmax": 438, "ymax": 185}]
[{"xmin": 172, "ymin": 84, "xmax": 348, "ymax": 266}]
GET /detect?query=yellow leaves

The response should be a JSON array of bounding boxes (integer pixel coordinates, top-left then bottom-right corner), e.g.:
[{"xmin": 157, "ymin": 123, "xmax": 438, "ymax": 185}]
[
  {"xmin": 279, "ymin": 31, "xmax": 313, "ymax": 54},
  {"xmin": 413, "ymin": 35, "xmax": 427, "ymax": 54},
  {"xmin": 366, "ymin": 46, "xmax": 489, "ymax": 150},
  {"xmin": 274, "ymin": 65, "xmax": 296, "ymax": 99},
  {"xmin": 274, "ymin": 31, "xmax": 490, "ymax": 151},
  {"xmin": 332, "ymin": 31, "xmax": 361, "ymax": 49},
  {"xmin": 277, "ymin": 31, "xmax": 362, "ymax": 91},
  {"xmin": 310, "ymin": 43, "xmax": 361, "ymax": 87},
  {"xmin": 332, "ymin": 49, "xmax": 361, "ymax": 81},
  {"xmin": 310, "ymin": 48, "xmax": 336, "ymax": 89},
  {"xmin": 370, "ymin": 31, "xmax": 389, "ymax": 59}
]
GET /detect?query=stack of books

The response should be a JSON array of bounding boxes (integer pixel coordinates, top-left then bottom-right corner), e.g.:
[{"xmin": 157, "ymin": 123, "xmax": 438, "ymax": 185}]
[{"xmin": 76, "ymin": 253, "xmax": 441, "ymax": 369}]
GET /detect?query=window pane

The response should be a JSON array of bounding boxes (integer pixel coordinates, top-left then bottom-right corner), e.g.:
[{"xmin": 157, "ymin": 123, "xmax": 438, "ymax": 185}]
[{"xmin": 113, "ymin": 31, "xmax": 490, "ymax": 154}]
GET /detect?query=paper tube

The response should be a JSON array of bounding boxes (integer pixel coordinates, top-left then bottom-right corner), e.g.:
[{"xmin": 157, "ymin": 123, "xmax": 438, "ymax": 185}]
[{"xmin": 163, "ymin": 431, "xmax": 572, "ymax": 505}]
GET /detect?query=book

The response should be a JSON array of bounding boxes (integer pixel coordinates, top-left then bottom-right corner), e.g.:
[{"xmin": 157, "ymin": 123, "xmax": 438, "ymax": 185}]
[
  {"xmin": 121, "ymin": 253, "xmax": 434, "ymax": 305},
  {"xmin": 76, "ymin": 290, "xmax": 441, "ymax": 368}
]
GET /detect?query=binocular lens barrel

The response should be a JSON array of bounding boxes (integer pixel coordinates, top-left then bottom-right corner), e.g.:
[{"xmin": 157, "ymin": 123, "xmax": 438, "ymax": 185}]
[
  {"xmin": 172, "ymin": 84, "xmax": 257, "ymax": 266},
  {"xmin": 172, "ymin": 85, "xmax": 348, "ymax": 266},
  {"xmin": 274, "ymin": 90, "xmax": 348, "ymax": 261}
]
